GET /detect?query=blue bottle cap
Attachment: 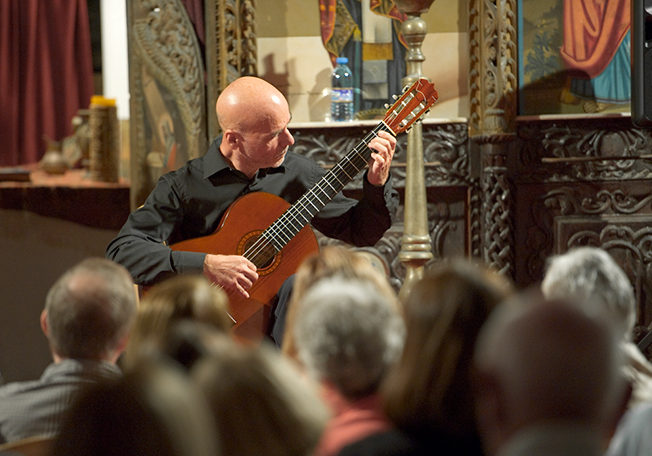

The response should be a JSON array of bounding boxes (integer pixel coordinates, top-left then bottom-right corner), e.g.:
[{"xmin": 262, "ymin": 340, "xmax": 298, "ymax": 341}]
[{"xmin": 336, "ymin": 57, "xmax": 349, "ymax": 64}]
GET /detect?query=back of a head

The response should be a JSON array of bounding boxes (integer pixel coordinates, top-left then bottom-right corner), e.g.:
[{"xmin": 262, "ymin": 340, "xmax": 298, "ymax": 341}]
[
  {"xmin": 192, "ymin": 339, "xmax": 328, "ymax": 456},
  {"xmin": 541, "ymin": 247, "xmax": 636, "ymax": 339},
  {"xmin": 283, "ymin": 245, "xmax": 397, "ymax": 359},
  {"xmin": 382, "ymin": 260, "xmax": 512, "ymax": 437},
  {"xmin": 294, "ymin": 275, "xmax": 405, "ymax": 399},
  {"xmin": 124, "ymin": 274, "xmax": 232, "ymax": 369},
  {"xmin": 474, "ymin": 294, "xmax": 625, "ymax": 437},
  {"xmin": 45, "ymin": 257, "xmax": 137, "ymax": 360},
  {"xmin": 51, "ymin": 360, "xmax": 219, "ymax": 456}
]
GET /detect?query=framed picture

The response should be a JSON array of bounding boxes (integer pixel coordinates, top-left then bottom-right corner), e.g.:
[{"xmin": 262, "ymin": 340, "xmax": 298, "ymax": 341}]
[{"xmin": 518, "ymin": 0, "xmax": 631, "ymax": 116}]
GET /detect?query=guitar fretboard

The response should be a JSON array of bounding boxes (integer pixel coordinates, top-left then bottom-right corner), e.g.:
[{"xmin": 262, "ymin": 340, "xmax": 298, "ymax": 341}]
[{"xmin": 244, "ymin": 122, "xmax": 393, "ymax": 261}]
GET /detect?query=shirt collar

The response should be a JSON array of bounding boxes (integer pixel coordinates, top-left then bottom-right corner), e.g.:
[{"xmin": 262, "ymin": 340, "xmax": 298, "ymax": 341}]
[
  {"xmin": 203, "ymin": 137, "xmax": 288, "ymax": 179},
  {"xmin": 203, "ymin": 137, "xmax": 232, "ymax": 179}
]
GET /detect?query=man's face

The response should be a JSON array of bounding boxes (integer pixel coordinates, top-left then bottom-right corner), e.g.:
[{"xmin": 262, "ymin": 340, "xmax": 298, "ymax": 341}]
[{"xmin": 238, "ymin": 106, "xmax": 294, "ymax": 170}]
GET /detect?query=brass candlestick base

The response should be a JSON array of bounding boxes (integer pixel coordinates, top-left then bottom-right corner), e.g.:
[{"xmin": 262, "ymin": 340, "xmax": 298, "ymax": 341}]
[{"xmin": 396, "ymin": 0, "xmax": 435, "ymax": 301}]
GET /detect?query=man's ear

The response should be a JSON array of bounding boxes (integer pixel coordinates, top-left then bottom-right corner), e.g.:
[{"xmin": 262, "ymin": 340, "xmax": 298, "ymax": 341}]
[
  {"xmin": 109, "ymin": 332, "xmax": 131, "ymax": 364},
  {"xmin": 40, "ymin": 309, "xmax": 49, "ymax": 337},
  {"xmin": 223, "ymin": 130, "xmax": 241, "ymax": 147}
]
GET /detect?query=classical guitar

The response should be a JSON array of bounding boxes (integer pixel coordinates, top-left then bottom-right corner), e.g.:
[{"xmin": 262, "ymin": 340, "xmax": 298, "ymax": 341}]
[{"xmin": 171, "ymin": 78, "xmax": 438, "ymax": 340}]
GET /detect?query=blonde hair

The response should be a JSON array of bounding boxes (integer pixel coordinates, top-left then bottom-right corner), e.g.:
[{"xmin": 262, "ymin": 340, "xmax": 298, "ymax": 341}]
[
  {"xmin": 192, "ymin": 338, "xmax": 328, "ymax": 456},
  {"xmin": 123, "ymin": 274, "xmax": 231, "ymax": 369},
  {"xmin": 282, "ymin": 245, "xmax": 397, "ymax": 360}
]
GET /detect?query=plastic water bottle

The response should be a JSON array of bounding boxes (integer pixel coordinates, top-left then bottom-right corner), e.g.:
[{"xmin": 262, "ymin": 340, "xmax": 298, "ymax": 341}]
[{"xmin": 331, "ymin": 57, "xmax": 354, "ymax": 121}]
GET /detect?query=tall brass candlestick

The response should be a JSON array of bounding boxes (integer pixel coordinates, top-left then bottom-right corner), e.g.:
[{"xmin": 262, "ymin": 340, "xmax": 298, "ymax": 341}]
[{"xmin": 396, "ymin": 0, "xmax": 435, "ymax": 301}]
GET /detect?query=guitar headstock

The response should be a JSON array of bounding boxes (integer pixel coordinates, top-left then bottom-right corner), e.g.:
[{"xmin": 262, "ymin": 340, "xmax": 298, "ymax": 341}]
[{"xmin": 383, "ymin": 78, "xmax": 438, "ymax": 135}]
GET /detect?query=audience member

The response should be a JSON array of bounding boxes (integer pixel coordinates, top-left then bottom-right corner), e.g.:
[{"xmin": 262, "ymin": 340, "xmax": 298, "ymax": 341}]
[
  {"xmin": 279, "ymin": 245, "xmax": 397, "ymax": 358},
  {"xmin": 158, "ymin": 318, "xmax": 232, "ymax": 371},
  {"xmin": 473, "ymin": 294, "xmax": 628, "ymax": 456},
  {"xmin": 541, "ymin": 246, "xmax": 652, "ymax": 406},
  {"xmin": 192, "ymin": 337, "xmax": 328, "ymax": 456},
  {"xmin": 122, "ymin": 274, "xmax": 232, "ymax": 370},
  {"xmin": 293, "ymin": 276, "xmax": 405, "ymax": 456},
  {"xmin": 0, "ymin": 258, "xmax": 137, "ymax": 444},
  {"xmin": 340, "ymin": 260, "xmax": 513, "ymax": 455},
  {"xmin": 50, "ymin": 359, "xmax": 218, "ymax": 456}
]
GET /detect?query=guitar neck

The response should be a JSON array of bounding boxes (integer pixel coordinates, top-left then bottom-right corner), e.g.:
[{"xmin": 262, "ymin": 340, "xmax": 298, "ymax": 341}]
[{"xmin": 257, "ymin": 122, "xmax": 393, "ymax": 254}]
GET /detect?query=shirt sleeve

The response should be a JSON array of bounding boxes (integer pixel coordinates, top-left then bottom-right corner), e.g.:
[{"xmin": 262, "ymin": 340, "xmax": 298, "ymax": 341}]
[
  {"xmin": 105, "ymin": 175, "xmax": 206, "ymax": 285},
  {"xmin": 311, "ymin": 170, "xmax": 399, "ymax": 247}
]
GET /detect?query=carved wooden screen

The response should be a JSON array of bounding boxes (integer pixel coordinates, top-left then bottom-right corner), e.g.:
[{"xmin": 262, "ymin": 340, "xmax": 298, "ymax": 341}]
[{"xmin": 127, "ymin": 0, "xmax": 256, "ymax": 209}]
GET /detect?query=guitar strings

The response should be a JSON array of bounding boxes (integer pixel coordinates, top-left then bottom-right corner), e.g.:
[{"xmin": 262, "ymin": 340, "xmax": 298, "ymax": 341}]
[
  {"xmin": 241, "ymin": 123, "xmax": 392, "ymax": 267},
  {"xmin": 238, "ymin": 83, "xmax": 428, "ymax": 267}
]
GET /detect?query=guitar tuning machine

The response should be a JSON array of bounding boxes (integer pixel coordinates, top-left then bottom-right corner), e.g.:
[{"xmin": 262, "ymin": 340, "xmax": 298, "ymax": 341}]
[
  {"xmin": 392, "ymin": 94, "xmax": 399, "ymax": 100},
  {"xmin": 384, "ymin": 103, "xmax": 390, "ymax": 109}
]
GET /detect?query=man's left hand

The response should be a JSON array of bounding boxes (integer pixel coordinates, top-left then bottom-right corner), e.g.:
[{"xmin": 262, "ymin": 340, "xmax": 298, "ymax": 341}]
[{"xmin": 367, "ymin": 130, "xmax": 396, "ymax": 187}]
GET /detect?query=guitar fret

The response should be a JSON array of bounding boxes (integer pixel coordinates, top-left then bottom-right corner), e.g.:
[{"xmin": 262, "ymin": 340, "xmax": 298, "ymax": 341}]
[
  {"xmin": 331, "ymin": 173, "xmax": 344, "ymax": 186},
  {"xmin": 337, "ymin": 164, "xmax": 353, "ymax": 180},
  {"xmin": 323, "ymin": 177, "xmax": 337, "ymax": 193},
  {"xmin": 310, "ymin": 190, "xmax": 325, "ymax": 206},
  {"xmin": 301, "ymin": 197, "xmax": 320, "ymax": 214},
  {"xmin": 315, "ymin": 184, "xmax": 332, "ymax": 201}
]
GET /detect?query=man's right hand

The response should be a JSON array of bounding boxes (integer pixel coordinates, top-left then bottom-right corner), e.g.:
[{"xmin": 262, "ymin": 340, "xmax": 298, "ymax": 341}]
[{"xmin": 203, "ymin": 254, "xmax": 258, "ymax": 299}]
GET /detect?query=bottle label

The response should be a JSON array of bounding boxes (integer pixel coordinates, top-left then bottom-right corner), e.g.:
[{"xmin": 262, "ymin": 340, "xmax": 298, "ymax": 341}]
[{"xmin": 332, "ymin": 88, "xmax": 353, "ymax": 102}]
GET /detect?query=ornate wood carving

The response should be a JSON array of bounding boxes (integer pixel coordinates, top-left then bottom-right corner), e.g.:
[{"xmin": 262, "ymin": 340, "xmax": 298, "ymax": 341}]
[
  {"xmin": 517, "ymin": 117, "xmax": 652, "ymax": 183},
  {"xmin": 519, "ymin": 183, "xmax": 652, "ymax": 326},
  {"xmin": 205, "ymin": 0, "xmax": 258, "ymax": 139},
  {"xmin": 128, "ymin": 0, "xmax": 257, "ymax": 208},
  {"xmin": 468, "ymin": 0, "xmax": 518, "ymax": 277},
  {"xmin": 480, "ymin": 145, "xmax": 514, "ymax": 277},
  {"xmin": 128, "ymin": 0, "xmax": 207, "ymax": 208},
  {"xmin": 515, "ymin": 116, "xmax": 652, "ymax": 332},
  {"xmin": 468, "ymin": 0, "xmax": 518, "ymax": 137}
]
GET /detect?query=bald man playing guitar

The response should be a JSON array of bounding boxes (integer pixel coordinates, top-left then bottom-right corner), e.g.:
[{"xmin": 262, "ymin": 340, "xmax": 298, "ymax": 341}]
[{"xmin": 107, "ymin": 76, "xmax": 403, "ymax": 339}]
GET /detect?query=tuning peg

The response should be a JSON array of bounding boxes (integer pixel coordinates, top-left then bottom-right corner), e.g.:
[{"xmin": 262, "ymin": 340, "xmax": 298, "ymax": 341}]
[
  {"xmin": 392, "ymin": 94, "xmax": 399, "ymax": 100},
  {"xmin": 384, "ymin": 103, "xmax": 390, "ymax": 109}
]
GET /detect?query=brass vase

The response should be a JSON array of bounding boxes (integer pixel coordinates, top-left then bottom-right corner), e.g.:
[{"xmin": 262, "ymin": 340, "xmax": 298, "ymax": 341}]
[{"xmin": 40, "ymin": 137, "xmax": 68, "ymax": 175}]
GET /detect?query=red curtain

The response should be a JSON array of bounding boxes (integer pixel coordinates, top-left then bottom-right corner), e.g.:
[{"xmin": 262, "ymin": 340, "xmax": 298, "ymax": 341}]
[{"xmin": 0, "ymin": 0, "xmax": 94, "ymax": 166}]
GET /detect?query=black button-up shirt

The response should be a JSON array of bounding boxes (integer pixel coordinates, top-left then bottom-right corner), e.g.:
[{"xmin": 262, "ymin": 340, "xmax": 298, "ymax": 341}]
[{"xmin": 107, "ymin": 138, "xmax": 398, "ymax": 285}]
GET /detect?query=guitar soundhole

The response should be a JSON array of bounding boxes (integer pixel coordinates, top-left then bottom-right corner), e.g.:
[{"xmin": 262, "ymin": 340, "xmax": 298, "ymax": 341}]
[{"xmin": 242, "ymin": 234, "xmax": 278, "ymax": 271}]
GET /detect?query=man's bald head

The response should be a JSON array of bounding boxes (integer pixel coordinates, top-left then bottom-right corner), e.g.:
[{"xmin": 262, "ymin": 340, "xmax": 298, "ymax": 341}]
[
  {"xmin": 473, "ymin": 293, "xmax": 627, "ymax": 454},
  {"xmin": 216, "ymin": 77, "xmax": 289, "ymax": 133}
]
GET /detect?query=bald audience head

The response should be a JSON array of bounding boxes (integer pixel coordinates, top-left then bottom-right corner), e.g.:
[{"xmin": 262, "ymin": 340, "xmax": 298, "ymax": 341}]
[{"xmin": 473, "ymin": 294, "xmax": 627, "ymax": 455}]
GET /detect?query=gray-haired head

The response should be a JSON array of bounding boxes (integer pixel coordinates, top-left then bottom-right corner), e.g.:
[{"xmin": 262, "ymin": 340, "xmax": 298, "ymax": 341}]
[
  {"xmin": 294, "ymin": 275, "xmax": 405, "ymax": 399},
  {"xmin": 541, "ymin": 247, "xmax": 635, "ymax": 339},
  {"xmin": 44, "ymin": 257, "xmax": 137, "ymax": 360}
]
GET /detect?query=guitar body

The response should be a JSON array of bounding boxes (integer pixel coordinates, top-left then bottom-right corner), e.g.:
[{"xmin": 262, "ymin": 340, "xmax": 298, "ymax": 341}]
[{"xmin": 171, "ymin": 192, "xmax": 319, "ymax": 341}]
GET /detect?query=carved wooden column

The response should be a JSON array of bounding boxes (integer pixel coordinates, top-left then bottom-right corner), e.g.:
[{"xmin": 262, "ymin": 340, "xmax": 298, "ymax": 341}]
[
  {"xmin": 395, "ymin": 0, "xmax": 435, "ymax": 300},
  {"xmin": 127, "ymin": 0, "xmax": 257, "ymax": 208},
  {"xmin": 205, "ymin": 0, "xmax": 257, "ymax": 139},
  {"xmin": 127, "ymin": 0, "xmax": 208, "ymax": 209},
  {"xmin": 468, "ymin": 0, "xmax": 517, "ymax": 277}
]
